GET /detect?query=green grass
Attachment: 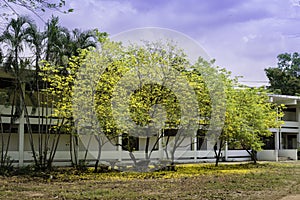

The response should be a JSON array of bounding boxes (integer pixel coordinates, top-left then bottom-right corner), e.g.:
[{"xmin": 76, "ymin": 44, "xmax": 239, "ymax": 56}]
[{"xmin": 0, "ymin": 162, "xmax": 299, "ymax": 199}]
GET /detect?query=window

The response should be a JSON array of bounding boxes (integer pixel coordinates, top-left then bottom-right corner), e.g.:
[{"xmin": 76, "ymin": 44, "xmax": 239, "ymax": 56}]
[
  {"xmin": 122, "ymin": 135, "xmax": 139, "ymax": 151},
  {"xmin": 163, "ymin": 129, "xmax": 177, "ymax": 136},
  {"xmin": 283, "ymin": 108, "xmax": 296, "ymax": 121},
  {"xmin": 196, "ymin": 129, "xmax": 206, "ymax": 150},
  {"xmin": 262, "ymin": 134, "xmax": 275, "ymax": 150}
]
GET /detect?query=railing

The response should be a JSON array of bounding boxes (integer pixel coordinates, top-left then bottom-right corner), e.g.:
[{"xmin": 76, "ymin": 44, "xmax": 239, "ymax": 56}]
[
  {"xmin": 282, "ymin": 121, "xmax": 299, "ymax": 128},
  {"xmin": 0, "ymin": 105, "xmax": 57, "ymax": 125},
  {"xmin": 6, "ymin": 149, "xmax": 251, "ymax": 166}
]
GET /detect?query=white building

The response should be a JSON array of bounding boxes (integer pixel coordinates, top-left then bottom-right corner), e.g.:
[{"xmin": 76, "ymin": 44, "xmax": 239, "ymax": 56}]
[
  {"xmin": 0, "ymin": 70, "xmax": 298, "ymax": 167},
  {"xmin": 257, "ymin": 94, "xmax": 300, "ymax": 161},
  {"xmin": 0, "ymin": 95, "xmax": 298, "ymax": 167}
]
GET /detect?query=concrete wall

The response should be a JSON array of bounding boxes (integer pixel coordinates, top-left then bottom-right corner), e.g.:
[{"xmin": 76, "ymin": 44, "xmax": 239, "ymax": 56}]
[
  {"xmin": 257, "ymin": 150, "xmax": 278, "ymax": 161},
  {"xmin": 139, "ymin": 137, "xmax": 159, "ymax": 151},
  {"xmin": 257, "ymin": 150, "xmax": 298, "ymax": 161},
  {"xmin": 278, "ymin": 149, "xmax": 298, "ymax": 160}
]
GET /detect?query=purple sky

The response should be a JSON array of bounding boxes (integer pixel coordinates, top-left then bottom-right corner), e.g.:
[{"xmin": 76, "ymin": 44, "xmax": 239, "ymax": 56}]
[{"xmin": 9, "ymin": 0, "xmax": 300, "ymax": 86}]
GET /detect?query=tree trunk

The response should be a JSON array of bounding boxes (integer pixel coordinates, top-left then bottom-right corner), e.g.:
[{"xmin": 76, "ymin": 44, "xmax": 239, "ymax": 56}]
[
  {"xmin": 83, "ymin": 134, "xmax": 93, "ymax": 161},
  {"xmin": 69, "ymin": 133, "xmax": 74, "ymax": 166},
  {"xmin": 20, "ymin": 81, "xmax": 39, "ymax": 167},
  {"xmin": 71, "ymin": 134, "xmax": 79, "ymax": 166},
  {"xmin": 47, "ymin": 118, "xmax": 64, "ymax": 170},
  {"xmin": 170, "ymin": 149, "xmax": 175, "ymax": 164},
  {"xmin": 4, "ymin": 88, "xmax": 16, "ymax": 163},
  {"xmin": 145, "ymin": 136, "xmax": 150, "ymax": 160},
  {"xmin": 246, "ymin": 149, "xmax": 257, "ymax": 164},
  {"xmin": 164, "ymin": 135, "xmax": 170, "ymax": 160},
  {"xmin": 0, "ymin": 114, "xmax": 4, "ymax": 166},
  {"xmin": 214, "ymin": 140, "xmax": 224, "ymax": 167},
  {"xmin": 94, "ymin": 135, "xmax": 102, "ymax": 172},
  {"xmin": 129, "ymin": 151, "xmax": 137, "ymax": 166}
]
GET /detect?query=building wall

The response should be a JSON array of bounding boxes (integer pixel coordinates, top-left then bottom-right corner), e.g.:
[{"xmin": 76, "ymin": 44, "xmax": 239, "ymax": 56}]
[{"xmin": 1, "ymin": 94, "xmax": 300, "ymax": 166}]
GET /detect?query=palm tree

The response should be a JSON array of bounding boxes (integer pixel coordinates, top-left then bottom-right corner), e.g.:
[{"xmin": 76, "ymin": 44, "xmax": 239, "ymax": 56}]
[
  {"xmin": 0, "ymin": 16, "xmax": 32, "ymax": 75},
  {"xmin": 1, "ymin": 15, "xmax": 100, "ymax": 170},
  {"xmin": 69, "ymin": 28, "xmax": 97, "ymax": 56},
  {"xmin": 44, "ymin": 15, "xmax": 70, "ymax": 66},
  {"xmin": 0, "ymin": 16, "xmax": 33, "ymax": 125},
  {"xmin": 26, "ymin": 23, "xmax": 45, "ymax": 78},
  {"xmin": 0, "ymin": 16, "xmax": 39, "ymax": 167}
]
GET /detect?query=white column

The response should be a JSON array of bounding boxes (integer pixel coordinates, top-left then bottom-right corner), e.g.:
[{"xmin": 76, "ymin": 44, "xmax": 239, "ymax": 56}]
[
  {"xmin": 18, "ymin": 82, "xmax": 25, "ymax": 166},
  {"xmin": 279, "ymin": 130, "xmax": 282, "ymax": 149},
  {"xmin": 224, "ymin": 141, "xmax": 228, "ymax": 161},
  {"xmin": 275, "ymin": 129, "xmax": 279, "ymax": 162},
  {"xmin": 159, "ymin": 132, "xmax": 163, "ymax": 159},
  {"xmin": 193, "ymin": 133, "xmax": 197, "ymax": 161},
  {"xmin": 298, "ymin": 107, "xmax": 300, "ymax": 149},
  {"xmin": 118, "ymin": 134, "xmax": 122, "ymax": 161},
  {"xmin": 297, "ymin": 132, "xmax": 300, "ymax": 149},
  {"xmin": 18, "ymin": 113, "xmax": 24, "ymax": 166}
]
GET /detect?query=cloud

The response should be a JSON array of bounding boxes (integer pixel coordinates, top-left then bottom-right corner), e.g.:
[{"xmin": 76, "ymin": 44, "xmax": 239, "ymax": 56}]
[{"xmin": 18, "ymin": 0, "xmax": 300, "ymax": 86}]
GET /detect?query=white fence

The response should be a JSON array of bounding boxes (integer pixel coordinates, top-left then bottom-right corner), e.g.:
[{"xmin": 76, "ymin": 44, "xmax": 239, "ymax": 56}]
[{"xmin": 6, "ymin": 149, "xmax": 252, "ymax": 166}]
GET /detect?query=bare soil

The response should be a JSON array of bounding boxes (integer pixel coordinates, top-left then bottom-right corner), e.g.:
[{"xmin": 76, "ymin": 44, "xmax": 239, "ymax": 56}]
[
  {"xmin": 280, "ymin": 195, "xmax": 300, "ymax": 200},
  {"xmin": 0, "ymin": 162, "xmax": 299, "ymax": 200}
]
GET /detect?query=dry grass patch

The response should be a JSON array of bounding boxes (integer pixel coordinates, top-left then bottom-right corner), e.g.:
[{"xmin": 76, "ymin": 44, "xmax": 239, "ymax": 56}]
[{"xmin": 0, "ymin": 161, "xmax": 299, "ymax": 199}]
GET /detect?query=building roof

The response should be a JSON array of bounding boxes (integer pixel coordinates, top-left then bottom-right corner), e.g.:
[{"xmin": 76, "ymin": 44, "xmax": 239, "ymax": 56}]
[{"xmin": 268, "ymin": 94, "xmax": 300, "ymax": 105}]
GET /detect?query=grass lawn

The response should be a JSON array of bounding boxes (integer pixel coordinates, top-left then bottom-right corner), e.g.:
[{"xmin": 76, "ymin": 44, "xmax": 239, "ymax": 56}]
[{"xmin": 0, "ymin": 161, "xmax": 299, "ymax": 200}]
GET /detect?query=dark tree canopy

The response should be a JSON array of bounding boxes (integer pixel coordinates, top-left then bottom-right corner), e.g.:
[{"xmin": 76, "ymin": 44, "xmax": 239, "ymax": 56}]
[{"xmin": 265, "ymin": 52, "xmax": 300, "ymax": 95}]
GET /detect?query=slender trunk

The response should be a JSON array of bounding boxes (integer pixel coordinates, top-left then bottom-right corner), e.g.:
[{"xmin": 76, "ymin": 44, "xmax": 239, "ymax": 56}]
[
  {"xmin": 43, "ymin": 87, "xmax": 50, "ymax": 168},
  {"xmin": 164, "ymin": 135, "xmax": 170, "ymax": 160},
  {"xmin": 170, "ymin": 131, "xmax": 185, "ymax": 164},
  {"xmin": 0, "ymin": 114, "xmax": 4, "ymax": 166},
  {"xmin": 94, "ymin": 135, "xmax": 102, "ymax": 172},
  {"xmin": 47, "ymin": 118, "xmax": 64, "ymax": 170},
  {"xmin": 145, "ymin": 136, "xmax": 150, "ymax": 160},
  {"xmin": 35, "ymin": 53, "xmax": 40, "ymax": 79},
  {"xmin": 171, "ymin": 140, "xmax": 178, "ymax": 164},
  {"xmin": 129, "ymin": 151, "xmax": 137, "ymax": 166},
  {"xmin": 44, "ymin": 89, "xmax": 55, "ymax": 169},
  {"xmin": 246, "ymin": 149, "xmax": 257, "ymax": 164},
  {"xmin": 72, "ymin": 133, "xmax": 79, "ymax": 166},
  {"xmin": 216, "ymin": 145, "xmax": 222, "ymax": 167},
  {"xmin": 253, "ymin": 151, "xmax": 257, "ymax": 164},
  {"xmin": 3, "ymin": 90, "xmax": 16, "ymax": 162},
  {"xmin": 40, "ymin": 81, "xmax": 46, "ymax": 167},
  {"xmin": 20, "ymin": 81, "xmax": 38, "ymax": 166},
  {"xmin": 37, "ymin": 80, "xmax": 43, "ymax": 167},
  {"xmin": 149, "ymin": 133, "xmax": 161, "ymax": 158},
  {"xmin": 170, "ymin": 149, "xmax": 175, "ymax": 164},
  {"xmin": 94, "ymin": 159, "xmax": 99, "ymax": 172},
  {"xmin": 214, "ymin": 140, "xmax": 224, "ymax": 167},
  {"xmin": 14, "ymin": 48, "xmax": 18, "ymax": 75},
  {"xmin": 84, "ymin": 134, "xmax": 92, "ymax": 161},
  {"xmin": 69, "ymin": 133, "xmax": 74, "ymax": 166}
]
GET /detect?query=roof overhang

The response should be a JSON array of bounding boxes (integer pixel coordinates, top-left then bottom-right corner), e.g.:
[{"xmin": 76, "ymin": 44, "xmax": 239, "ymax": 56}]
[{"xmin": 268, "ymin": 94, "xmax": 300, "ymax": 105}]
